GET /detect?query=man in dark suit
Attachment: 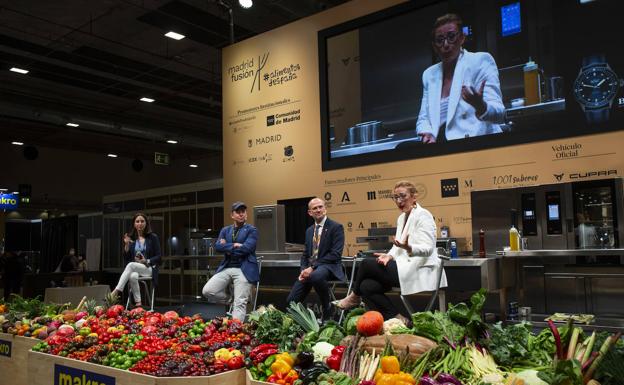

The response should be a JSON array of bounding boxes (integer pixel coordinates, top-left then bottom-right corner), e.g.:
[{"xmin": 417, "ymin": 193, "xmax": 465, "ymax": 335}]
[
  {"xmin": 286, "ymin": 197, "xmax": 345, "ymax": 320},
  {"xmin": 202, "ymin": 201, "xmax": 259, "ymax": 321}
]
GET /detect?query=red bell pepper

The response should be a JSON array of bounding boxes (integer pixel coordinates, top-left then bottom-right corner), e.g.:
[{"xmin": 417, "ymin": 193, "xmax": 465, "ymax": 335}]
[
  {"xmin": 326, "ymin": 345, "xmax": 346, "ymax": 370},
  {"xmin": 326, "ymin": 354, "xmax": 341, "ymax": 370}
]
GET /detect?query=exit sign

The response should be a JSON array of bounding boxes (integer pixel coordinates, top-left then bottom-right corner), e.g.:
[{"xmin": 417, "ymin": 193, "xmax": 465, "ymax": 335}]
[{"xmin": 154, "ymin": 152, "xmax": 170, "ymax": 166}]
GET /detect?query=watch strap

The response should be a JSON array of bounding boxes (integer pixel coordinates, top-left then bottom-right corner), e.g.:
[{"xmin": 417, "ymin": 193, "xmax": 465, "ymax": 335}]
[
  {"xmin": 585, "ymin": 108, "xmax": 609, "ymax": 124},
  {"xmin": 582, "ymin": 54, "xmax": 606, "ymax": 68}
]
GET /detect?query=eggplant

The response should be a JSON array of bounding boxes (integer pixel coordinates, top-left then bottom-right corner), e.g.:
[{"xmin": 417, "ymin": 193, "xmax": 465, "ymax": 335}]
[
  {"xmin": 300, "ymin": 362, "xmax": 330, "ymax": 385},
  {"xmin": 420, "ymin": 375, "xmax": 441, "ymax": 385},
  {"xmin": 296, "ymin": 351, "xmax": 315, "ymax": 369},
  {"xmin": 436, "ymin": 373, "xmax": 463, "ymax": 385}
]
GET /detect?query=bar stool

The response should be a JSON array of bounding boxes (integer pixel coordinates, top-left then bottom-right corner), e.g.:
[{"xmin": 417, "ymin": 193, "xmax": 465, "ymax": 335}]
[
  {"xmin": 126, "ymin": 276, "xmax": 155, "ymax": 311},
  {"xmin": 329, "ymin": 255, "xmax": 362, "ymax": 323}
]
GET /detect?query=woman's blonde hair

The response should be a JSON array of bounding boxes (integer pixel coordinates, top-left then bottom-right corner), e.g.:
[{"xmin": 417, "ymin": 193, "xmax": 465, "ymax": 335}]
[{"xmin": 394, "ymin": 180, "xmax": 418, "ymax": 196}]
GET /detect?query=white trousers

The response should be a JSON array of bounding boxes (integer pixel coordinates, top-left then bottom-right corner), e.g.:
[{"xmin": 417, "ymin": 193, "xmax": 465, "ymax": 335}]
[
  {"xmin": 202, "ymin": 268, "xmax": 252, "ymax": 321},
  {"xmin": 115, "ymin": 262, "xmax": 152, "ymax": 303}
]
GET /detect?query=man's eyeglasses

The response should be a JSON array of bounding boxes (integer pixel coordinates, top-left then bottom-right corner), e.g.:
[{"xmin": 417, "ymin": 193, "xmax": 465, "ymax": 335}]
[
  {"xmin": 433, "ymin": 31, "xmax": 461, "ymax": 47},
  {"xmin": 391, "ymin": 193, "xmax": 410, "ymax": 202}
]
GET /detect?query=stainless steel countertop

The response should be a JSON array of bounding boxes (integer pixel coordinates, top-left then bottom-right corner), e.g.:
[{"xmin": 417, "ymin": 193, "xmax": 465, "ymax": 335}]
[
  {"xmin": 498, "ymin": 249, "xmax": 624, "ymax": 257},
  {"xmin": 161, "ymin": 254, "xmax": 498, "ymax": 267}
]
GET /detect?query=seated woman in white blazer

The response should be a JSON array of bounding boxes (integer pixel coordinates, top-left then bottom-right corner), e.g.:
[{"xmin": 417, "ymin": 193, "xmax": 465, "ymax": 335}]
[
  {"xmin": 417, "ymin": 13, "xmax": 505, "ymax": 143},
  {"xmin": 334, "ymin": 180, "xmax": 447, "ymax": 322}
]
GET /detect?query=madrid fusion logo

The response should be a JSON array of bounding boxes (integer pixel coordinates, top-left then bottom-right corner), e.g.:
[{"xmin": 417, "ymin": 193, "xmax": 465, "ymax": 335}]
[
  {"xmin": 440, "ymin": 178, "xmax": 459, "ymax": 198},
  {"xmin": 324, "ymin": 192, "xmax": 332, "ymax": 202},
  {"xmin": 227, "ymin": 52, "xmax": 269, "ymax": 93},
  {"xmin": 251, "ymin": 53, "xmax": 270, "ymax": 93}
]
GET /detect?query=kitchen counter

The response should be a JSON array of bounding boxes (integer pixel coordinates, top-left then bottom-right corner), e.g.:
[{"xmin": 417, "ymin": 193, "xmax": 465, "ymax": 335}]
[{"xmin": 498, "ymin": 249, "xmax": 624, "ymax": 257}]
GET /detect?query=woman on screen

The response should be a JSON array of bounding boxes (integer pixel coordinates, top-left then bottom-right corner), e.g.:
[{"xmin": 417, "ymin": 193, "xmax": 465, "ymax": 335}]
[
  {"xmin": 417, "ymin": 14, "xmax": 505, "ymax": 143},
  {"xmin": 111, "ymin": 213, "xmax": 161, "ymax": 307},
  {"xmin": 333, "ymin": 180, "xmax": 447, "ymax": 322}
]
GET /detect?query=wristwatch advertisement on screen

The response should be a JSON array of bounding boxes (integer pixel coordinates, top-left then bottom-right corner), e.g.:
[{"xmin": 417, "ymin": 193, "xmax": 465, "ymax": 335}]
[{"xmin": 573, "ymin": 54, "xmax": 623, "ymax": 124}]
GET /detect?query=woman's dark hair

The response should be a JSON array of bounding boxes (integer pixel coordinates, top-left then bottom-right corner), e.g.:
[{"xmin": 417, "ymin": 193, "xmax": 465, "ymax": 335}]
[
  {"xmin": 129, "ymin": 212, "xmax": 152, "ymax": 239},
  {"xmin": 431, "ymin": 13, "xmax": 463, "ymax": 39}
]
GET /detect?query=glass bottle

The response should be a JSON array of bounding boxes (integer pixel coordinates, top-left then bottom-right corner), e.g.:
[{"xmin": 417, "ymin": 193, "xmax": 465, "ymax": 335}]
[
  {"xmin": 479, "ymin": 229, "xmax": 486, "ymax": 257},
  {"xmin": 510, "ymin": 225, "xmax": 520, "ymax": 251},
  {"xmin": 523, "ymin": 58, "xmax": 541, "ymax": 106}
]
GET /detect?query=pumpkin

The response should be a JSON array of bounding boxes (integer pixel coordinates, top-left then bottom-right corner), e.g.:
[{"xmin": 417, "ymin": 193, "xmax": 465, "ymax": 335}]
[
  {"xmin": 341, "ymin": 334, "xmax": 437, "ymax": 360},
  {"xmin": 356, "ymin": 311, "xmax": 384, "ymax": 336}
]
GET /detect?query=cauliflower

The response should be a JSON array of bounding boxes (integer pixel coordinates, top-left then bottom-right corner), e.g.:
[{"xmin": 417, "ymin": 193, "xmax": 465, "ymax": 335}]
[
  {"xmin": 383, "ymin": 318, "xmax": 406, "ymax": 335},
  {"xmin": 312, "ymin": 341, "xmax": 335, "ymax": 362}
]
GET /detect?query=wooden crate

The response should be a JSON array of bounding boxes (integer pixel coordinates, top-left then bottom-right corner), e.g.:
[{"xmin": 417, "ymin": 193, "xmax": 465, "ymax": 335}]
[
  {"xmin": 28, "ymin": 350, "xmax": 246, "ymax": 385},
  {"xmin": 0, "ymin": 333, "xmax": 40, "ymax": 385}
]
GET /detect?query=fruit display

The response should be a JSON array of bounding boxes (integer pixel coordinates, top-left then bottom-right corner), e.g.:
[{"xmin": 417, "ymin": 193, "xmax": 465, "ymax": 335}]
[
  {"xmin": 31, "ymin": 312, "xmax": 254, "ymax": 377},
  {"xmin": 3, "ymin": 289, "xmax": 624, "ymax": 384}
]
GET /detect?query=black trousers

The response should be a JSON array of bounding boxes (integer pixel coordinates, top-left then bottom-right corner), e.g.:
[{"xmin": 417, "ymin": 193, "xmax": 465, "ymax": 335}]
[
  {"xmin": 286, "ymin": 264, "xmax": 334, "ymax": 319},
  {"xmin": 352, "ymin": 258, "xmax": 401, "ymax": 320}
]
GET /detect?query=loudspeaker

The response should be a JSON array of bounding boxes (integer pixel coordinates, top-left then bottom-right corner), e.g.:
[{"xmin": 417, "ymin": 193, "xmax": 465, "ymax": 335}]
[
  {"xmin": 23, "ymin": 146, "xmax": 39, "ymax": 160},
  {"xmin": 253, "ymin": 204, "xmax": 286, "ymax": 252},
  {"xmin": 132, "ymin": 159, "xmax": 144, "ymax": 172}
]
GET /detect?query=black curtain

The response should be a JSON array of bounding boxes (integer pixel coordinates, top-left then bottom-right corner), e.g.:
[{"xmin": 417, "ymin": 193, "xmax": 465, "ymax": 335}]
[
  {"xmin": 41, "ymin": 216, "xmax": 78, "ymax": 273},
  {"xmin": 277, "ymin": 197, "xmax": 314, "ymax": 245}
]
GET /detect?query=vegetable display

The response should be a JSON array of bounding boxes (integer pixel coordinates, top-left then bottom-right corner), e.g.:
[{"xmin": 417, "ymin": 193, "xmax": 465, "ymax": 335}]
[{"xmin": 4, "ymin": 288, "xmax": 622, "ymax": 384}]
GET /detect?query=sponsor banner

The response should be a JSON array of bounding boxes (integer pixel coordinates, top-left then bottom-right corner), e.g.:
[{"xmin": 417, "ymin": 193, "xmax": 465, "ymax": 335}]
[
  {"xmin": 222, "ymin": 0, "xmax": 624, "ymax": 252},
  {"xmin": 0, "ymin": 193, "xmax": 19, "ymax": 210},
  {"xmin": 0, "ymin": 338, "xmax": 11, "ymax": 357},
  {"xmin": 54, "ymin": 364, "xmax": 115, "ymax": 385}
]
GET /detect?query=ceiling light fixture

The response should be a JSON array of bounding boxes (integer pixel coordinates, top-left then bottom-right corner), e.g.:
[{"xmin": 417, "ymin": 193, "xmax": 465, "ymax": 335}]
[
  {"xmin": 166, "ymin": 140, "xmax": 178, "ymax": 144},
  {"xmin": 165, "ymin": 31, "xmax": 186, "ymax": 40},
  {"xmin": 140, "ymin": 97, "xmax": 155, "ymax": 103},
  {"xmin": 107, "ymin": 153, "xmax": 118, "ymax": 158},
  {"xmin": 189, "ymin": 164, "xmax": 198, "ymax": 168},
  {"xmin": 12, "ymin": 141, "xmax": 24, "ymax": 146},
  {"xmin": 239, "ymin": 0, "xmax": 253, "ymax": 8},
  {"xmin": 66, "ymin": 122, "xmax": 79, "ymax": 127},
  {"xmin": 0, "ymin": 188, "xmax": 7, "ymax": 191},
  {"xmin": 13, "ymin": 191, "xmax": 19, "ymax": 195},
  {"xmin": 10, "ymin": 67, "xmax": 29, "ymax": 74}
]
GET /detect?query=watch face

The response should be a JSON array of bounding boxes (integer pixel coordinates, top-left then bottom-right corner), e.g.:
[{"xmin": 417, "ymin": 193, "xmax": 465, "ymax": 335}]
[{"xmin": 574, "ymin": 67, "xmax": 619, "ymax": 108}]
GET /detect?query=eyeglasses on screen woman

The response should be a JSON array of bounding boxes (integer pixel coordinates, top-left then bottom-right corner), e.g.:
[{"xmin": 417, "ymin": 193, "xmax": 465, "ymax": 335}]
[{"xmin": 433, "ymin": 31, "xmax": 461, "ymax": 47}]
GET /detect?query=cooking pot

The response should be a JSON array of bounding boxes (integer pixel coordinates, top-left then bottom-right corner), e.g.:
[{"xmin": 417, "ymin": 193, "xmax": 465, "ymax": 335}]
[{"xmin": 344, "ymin": 120, "xmax": 385, "ymax": 145}]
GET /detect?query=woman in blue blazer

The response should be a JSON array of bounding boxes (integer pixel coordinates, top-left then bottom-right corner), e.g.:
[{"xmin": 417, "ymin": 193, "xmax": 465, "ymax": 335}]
[{"xmin": 112, "ymin": 213, "xmax": 161, "ymax": 307}]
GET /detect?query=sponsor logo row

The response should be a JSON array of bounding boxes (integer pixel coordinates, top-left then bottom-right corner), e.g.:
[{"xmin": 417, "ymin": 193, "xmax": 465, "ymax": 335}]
[{"xmin": 323, "ymin": 168, "xmax": 617, "ymax": 204}]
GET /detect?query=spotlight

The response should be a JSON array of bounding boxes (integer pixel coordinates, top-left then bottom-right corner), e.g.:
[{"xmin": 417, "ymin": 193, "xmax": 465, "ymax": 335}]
[
  {"xmin": 239, "ymin": 0, "xmax": 253, "ymax": 8},
  {"xmin": 165, "ymin": 31, "xmax": 186, "ymax": 40}
]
